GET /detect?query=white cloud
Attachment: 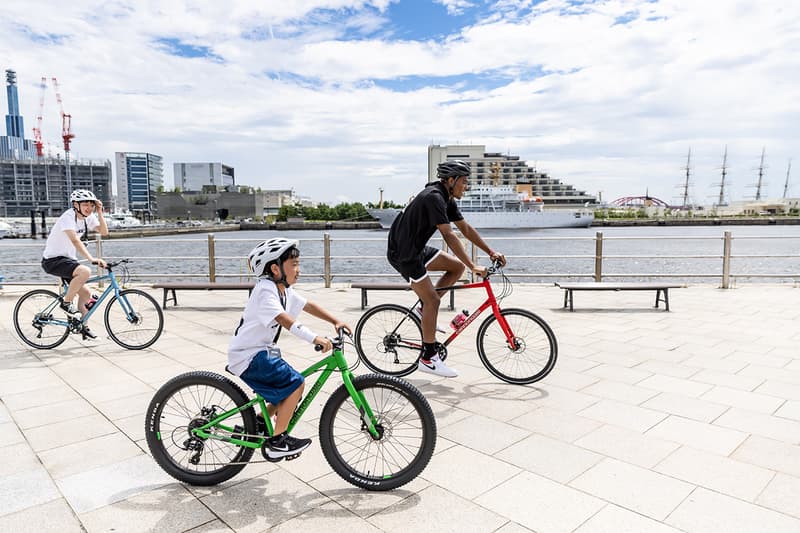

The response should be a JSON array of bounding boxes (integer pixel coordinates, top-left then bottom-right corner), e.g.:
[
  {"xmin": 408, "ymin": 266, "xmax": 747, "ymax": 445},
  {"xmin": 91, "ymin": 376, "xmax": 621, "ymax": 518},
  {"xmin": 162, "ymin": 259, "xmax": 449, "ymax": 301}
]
[{"xmin": 1, "ymin": 0, "xmax": 798, "ymax": 206}]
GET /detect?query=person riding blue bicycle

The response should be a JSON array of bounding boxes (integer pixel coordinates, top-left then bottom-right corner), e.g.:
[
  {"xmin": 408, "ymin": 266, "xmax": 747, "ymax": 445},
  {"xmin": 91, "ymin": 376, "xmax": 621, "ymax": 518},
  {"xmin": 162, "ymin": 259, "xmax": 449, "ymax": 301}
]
[
  {"xmin": 41, "ymin": 189, "xmax": 108, "ymax": 339},
  {"xmin": 387, "ymin": 159, "xmax": 506, "ymax": 378},
  {"xmin": 228, "ymin": 238, "xmax": 351, "ymax": 461}
]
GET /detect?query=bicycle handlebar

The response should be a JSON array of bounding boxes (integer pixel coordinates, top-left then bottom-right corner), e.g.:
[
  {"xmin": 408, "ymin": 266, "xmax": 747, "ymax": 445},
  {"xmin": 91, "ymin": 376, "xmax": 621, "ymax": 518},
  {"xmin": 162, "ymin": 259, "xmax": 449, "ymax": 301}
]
[{"xmin": 314, "ymin": 327, "xmax": 350, "ymax": 352}]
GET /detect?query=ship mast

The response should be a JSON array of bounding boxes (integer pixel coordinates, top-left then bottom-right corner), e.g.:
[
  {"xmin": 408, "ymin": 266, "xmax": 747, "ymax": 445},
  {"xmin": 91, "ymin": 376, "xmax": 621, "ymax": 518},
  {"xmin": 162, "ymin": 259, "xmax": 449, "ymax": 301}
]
[
  {"xmin": 717, "ymin": 146, "xmax": 729, "ymax": 206},
  {"xmin": 754, "ymin": 147, "xmax": 766, "ymax": 201},
  {"xmin": 378, "ymin": 187, "xmax": 384, "ymax": 209},
  {"xmin": 783, "ymin": 160, "xmax": 792, "ymax": 199},
  {"xmin": 680, "ymin": 148, "xmax": 692, "ymax": 208}
]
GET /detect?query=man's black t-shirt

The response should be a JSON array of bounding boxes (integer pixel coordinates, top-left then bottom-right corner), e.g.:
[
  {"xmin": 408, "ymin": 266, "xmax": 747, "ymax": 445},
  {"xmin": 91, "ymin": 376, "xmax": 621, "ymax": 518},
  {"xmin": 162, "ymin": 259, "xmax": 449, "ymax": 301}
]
[{"xmin": 387, "ymin": 181, "xmax": 463, "ymax": 262}]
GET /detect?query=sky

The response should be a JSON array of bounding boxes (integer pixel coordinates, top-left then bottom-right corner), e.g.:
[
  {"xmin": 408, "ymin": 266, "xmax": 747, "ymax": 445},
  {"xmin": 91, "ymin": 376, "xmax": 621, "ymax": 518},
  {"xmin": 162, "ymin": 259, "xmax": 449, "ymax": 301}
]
[{"xmin": 1, "ymin": 0, "xmax": 798, "ymax": 207}]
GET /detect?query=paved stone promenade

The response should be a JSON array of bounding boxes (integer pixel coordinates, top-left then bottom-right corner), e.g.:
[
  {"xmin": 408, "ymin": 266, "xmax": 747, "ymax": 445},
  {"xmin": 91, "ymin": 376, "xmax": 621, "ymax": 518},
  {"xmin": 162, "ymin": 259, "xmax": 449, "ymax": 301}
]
[{"xmin": 1, "ymin": 282, "xmax": 799, "ymax": 532}]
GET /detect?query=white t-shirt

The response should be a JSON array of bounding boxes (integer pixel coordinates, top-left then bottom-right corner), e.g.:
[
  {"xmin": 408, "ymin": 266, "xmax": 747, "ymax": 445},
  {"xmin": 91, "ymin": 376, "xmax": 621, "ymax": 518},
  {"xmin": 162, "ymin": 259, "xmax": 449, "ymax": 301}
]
[
  {"xmin": 42, "ymin": 209, "xmax": 100, "ymax": 260},
  {"xmin": 227, "ymin": 278, "xmax": 308, "ymax": 375}
]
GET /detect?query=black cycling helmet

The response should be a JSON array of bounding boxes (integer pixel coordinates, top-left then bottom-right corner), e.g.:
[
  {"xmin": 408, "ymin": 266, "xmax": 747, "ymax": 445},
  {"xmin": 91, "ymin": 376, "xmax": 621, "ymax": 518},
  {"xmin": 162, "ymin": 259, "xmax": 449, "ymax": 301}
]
[{"xmin": 437, "ymin": 160, "xmax": 471, "ymax": 180}]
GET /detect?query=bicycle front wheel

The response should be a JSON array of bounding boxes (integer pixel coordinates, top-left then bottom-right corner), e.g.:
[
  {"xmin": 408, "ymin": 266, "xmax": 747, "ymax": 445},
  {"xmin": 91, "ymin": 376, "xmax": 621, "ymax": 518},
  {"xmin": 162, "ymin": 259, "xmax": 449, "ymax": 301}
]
[
  {"xmin": 319, "ymin": 374, "xmax": 436, "ymax": 491},
  {"xmin": 104, "ymin": 289, "xmax": 164, "ymax": 349},
  {"xmin": 354, "ymin": 303, "xmax": 422, "ymax": 376},
  {"xmin": 13, "ymin": 289, "xmax": 70, "ymax": 349},
  {"xmin": 145, "ymin": 371, "xmax": 257, "ymax": 486},
  {"xmin": 476, "ymin": 308, "xmax": 558, "ymax": 385}
]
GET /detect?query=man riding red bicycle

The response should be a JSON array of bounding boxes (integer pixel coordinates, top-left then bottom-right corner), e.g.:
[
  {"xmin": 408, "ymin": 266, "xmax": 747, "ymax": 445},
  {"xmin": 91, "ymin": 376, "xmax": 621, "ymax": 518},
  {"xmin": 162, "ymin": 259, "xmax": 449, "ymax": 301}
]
[{"xmin": 387, "ymin": 159, "xmax": 506, "ymax": 377}]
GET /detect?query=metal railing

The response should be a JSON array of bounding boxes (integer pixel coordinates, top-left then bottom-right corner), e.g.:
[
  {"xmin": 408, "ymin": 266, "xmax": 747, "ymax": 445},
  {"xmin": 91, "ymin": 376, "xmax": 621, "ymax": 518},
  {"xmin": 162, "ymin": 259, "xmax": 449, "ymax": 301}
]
[{"xmin": 1, "ymin": 231, "xmax": 799, "ymax": 288}]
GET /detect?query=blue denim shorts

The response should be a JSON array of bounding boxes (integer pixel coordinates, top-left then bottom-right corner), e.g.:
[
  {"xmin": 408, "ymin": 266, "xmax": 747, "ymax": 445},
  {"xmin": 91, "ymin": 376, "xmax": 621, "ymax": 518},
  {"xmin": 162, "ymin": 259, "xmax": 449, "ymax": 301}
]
[{"xmin": 239, "ymin": 350, "xmax": 304, "ymax": 405}]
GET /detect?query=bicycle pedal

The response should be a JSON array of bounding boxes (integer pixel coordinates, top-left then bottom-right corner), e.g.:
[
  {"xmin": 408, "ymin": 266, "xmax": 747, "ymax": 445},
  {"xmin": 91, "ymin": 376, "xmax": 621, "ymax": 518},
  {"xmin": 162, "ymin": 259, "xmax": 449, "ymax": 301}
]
[{"xmin": 284, "ymin": 452, "xmax": 302, "ymax": 461}]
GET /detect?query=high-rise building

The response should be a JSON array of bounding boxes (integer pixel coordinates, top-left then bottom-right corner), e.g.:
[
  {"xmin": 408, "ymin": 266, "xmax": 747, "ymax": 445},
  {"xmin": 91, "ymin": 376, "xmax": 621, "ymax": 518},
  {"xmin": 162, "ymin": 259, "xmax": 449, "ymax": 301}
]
[
  {"xmin": 0, "ymin": 157, "xmax": 112, "ymax": 217},
  {"xmin": 115, "ymin": 152, "xmax": 163, "ymax": 214},
  {"xmin": 428, "ymin": 144, "xmax": 596, "ymax": 206},
  {"xmin": 173, "ymin": 162, "xmax": 235, "ymax": 192},
  {"xmin": 1, "ymin": 69, "xmax": 37, "ymax": 160}
]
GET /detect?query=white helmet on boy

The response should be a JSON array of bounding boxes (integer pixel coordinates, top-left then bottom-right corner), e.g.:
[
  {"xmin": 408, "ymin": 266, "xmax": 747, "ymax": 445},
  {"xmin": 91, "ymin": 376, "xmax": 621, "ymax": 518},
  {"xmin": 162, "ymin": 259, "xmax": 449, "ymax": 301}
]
[{"xmin": 248, "ymin": 238, "xmax": 299, "ymax": 277}]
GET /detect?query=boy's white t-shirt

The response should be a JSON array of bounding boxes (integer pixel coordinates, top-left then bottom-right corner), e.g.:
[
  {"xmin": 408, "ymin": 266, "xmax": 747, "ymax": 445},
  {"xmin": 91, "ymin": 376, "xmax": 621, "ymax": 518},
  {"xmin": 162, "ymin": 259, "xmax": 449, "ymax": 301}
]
[
  {"xmin": 227, "ymin": 278, "xmax": 307, "ymax": 375},
  {"xmin": 42, "ymin": 210, "xmax": 100, "ymax": 260}
]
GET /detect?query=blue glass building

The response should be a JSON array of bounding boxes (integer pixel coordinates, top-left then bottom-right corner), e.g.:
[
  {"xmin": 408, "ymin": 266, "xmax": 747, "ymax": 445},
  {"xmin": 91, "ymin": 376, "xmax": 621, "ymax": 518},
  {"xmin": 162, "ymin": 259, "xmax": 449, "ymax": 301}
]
[
  {"xmin": 1, "ymin": 69, "xmax": 37, "ymax": 160},
  {"xmin": 114, "ymin": 152, "xmax": 164, "ymax": 215}
]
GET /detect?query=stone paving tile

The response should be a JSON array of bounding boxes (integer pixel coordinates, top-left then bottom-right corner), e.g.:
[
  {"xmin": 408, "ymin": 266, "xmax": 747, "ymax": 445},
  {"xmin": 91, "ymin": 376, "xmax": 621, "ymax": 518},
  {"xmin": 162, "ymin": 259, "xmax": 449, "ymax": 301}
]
[
  {"xmin": 497, "ymin": 433, "xmax": 602, "ymax": 483},
  {"xmin": 666, "ymin": 487, "xmax": 800, "ymax": 533},
  {"xmin": 38, "ymin": 432, "xmax": 144, "ymax": 480},
  {"xmin": 570, "ymin": 458, "xmax": 695, "ymax": 521},
  {"xmin": 574, "ymin": 424, "xmax": 680, "ymax": 468},
  {"xmin": 438, "ymin": 413, "xmax": 529, "ymax": 455},
  {"xmin": 13, "ymin": 397, "xmax": 99, "ymax": 430},
  {"xmin": 510, "ymin": 406, "xmax": 603, "ymax": 443},
  {"xmin": 578, "ymin": 399, "xmax": 667, "ymax": 433},
  {"xmin": 756, "ymin": 473, "xmax": 800, "ymax": 519},
  {"xmin": 522, "ymin": 384, "xmax": 601, "ymax": 413},
  {"xmin": 0, "ymin": 384, "xmax": 81, "ymax": 411},
  {"xmin": 23, "ymin": 413, "xmax": 118, "ymax": 452},
  {"xmin": 476, "ymin": 471, "xmax": 605, "ymax": 533},
  {"xmin": 270, "ymin": 501, "xmax": 382, "ymax": 532},
  {"xmin": 574, "ymin": 504, "xmax": 685, "ymax": 533},
  {"xmin": 646, "ymin": 415, "xmax": 748, "ymax": 455},
  {"xmin": 580, "ymin": 378, "xmax": 660, "ymax": 405},
  {"xmin": 653, "ymin": 446, "xmax": 775, "ymax": 501},
  {"xmin": 419, "ymin": 444, "xmax": 521, "ymax": 500},
  {"xmin": 56, "ymin": 454, "xmax": 174, "ymax": 514},
  {"xmin": 0, "ymin": 466, "xmax": 61, "ymax": 517},
  {"xmin": 700, "ymin": 385, "xmax": 786, "ymax": 414},
  {"xmin": 0, "ymin": 498, "xmax": 83, "ymax": 532},
  {"xmin": 640, "ymin": 391, "xmax": 730, "ymax": 422},
  {"xmin": 731, "ymin": 436, "xmax": 800, "ymax": 478},
  {"xmin": 690, "ymin": 368, "xmax": 765, "ymax": 391},
  {"xmin": 714, "ymin": 408, "xmax": 800, "ymax": 443},
  {"xmin": 637, "ymin": 374, "xmax": 714, "ymax": 398},
  {"xmin": 775, "ymin": 400, "xmax": 800, "ymax": 421},
  {"xmin": 583, "ymin": 362, "xmax": 652, "ymax": 384},
  {"xmin": 634, "ymin": 360, "xmax": 700, "ymax": 379},
  {"xmin": 184, "ymin": 519, "xmax": 235, "ymax": 532},
  {"xmin": 0, "ymin": 442, "xmax": 42, "ymax": 476},
  {"xmin": 0, "ymin": 420, "xmax": 25, "ymax": 447},
  {"xmin": 755, "ymin": 379, "xmax": 800, "ymax": 401},
  {"xmin": 78, "ymin": 484, "xmax": 216, "ymax": 533}
]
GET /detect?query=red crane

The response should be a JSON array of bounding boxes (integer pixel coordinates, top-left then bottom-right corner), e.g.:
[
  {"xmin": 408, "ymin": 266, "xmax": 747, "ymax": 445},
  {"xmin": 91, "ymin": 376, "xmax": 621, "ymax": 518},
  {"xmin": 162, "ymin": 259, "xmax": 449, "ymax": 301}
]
[
  {"xmin": 51, "ymin": 77, "xmax": 75, "ymax": 190},
  {"xmin": 32, "ymin": 76, "xmax": 47, "ymax": 158}
]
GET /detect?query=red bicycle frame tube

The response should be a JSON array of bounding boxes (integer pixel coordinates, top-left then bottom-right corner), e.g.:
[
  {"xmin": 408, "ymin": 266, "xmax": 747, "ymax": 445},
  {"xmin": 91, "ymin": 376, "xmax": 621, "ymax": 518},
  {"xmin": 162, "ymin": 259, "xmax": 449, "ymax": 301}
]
[{"xmin": 441, "ymin": 276, "xmax": 515, "ymax": 347}]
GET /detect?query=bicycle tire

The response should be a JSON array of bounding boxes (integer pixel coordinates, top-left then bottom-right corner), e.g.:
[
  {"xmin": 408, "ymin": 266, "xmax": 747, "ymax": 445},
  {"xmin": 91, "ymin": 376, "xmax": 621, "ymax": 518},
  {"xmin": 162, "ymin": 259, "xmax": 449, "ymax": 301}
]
[
  {"xmin": 319, "ymin": 373, "xmax": 436, "ymax": 491},
  {"xmin": 354, "ymin": 303, "xmax": 422, "ymax": 376},
  {"xmin": 145, "ymin": 371, "xmax": 257, "ymax": 486},
  {"xmin": 104, "ymin": 289, "xmax": 164, "ymax": 349},
  {"xmin": 13, "ymin": 289, "xmax": 70, "ymax": 349},
  {"xmin": 476, "ymin": 308, "xmax": 558, "ymax": 385}
]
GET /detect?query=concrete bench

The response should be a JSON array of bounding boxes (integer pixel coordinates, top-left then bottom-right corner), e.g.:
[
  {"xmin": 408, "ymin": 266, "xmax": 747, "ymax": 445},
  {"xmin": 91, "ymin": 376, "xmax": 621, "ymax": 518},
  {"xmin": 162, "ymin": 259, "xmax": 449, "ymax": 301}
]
[
  {"xmin": 152, "ymin": 281, "xmax": 255, "ymax": 308},
  {"xmin": 555, "ymin": 282, "xmax": 683, "ymax": 311},
  {"xmin": 351, "ymin": 282, "xmax": 455, "ymax": 310}
]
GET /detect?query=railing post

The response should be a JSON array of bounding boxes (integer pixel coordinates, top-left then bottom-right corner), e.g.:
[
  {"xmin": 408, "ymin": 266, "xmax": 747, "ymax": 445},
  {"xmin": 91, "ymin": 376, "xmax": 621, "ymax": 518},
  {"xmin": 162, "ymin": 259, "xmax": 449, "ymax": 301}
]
[
  {"xmin": 594, "ymin": 231, "xmax": 603, "ymax": 281},
  {"xmin": 95, "ymin": 235, "xmax": 104, "ymax": 288},
  {"xmin": 208, "ymin": 233, "xmax": 216, "ymax": 282},
  {"xmin": 323, "ymin": 233, "xmax": 331, "ymax": 288},
  {"xmin": 471, "ymin": 241, "xmax": 478, "ymax": 283},
  {"xmin": 722, "ymin": 230, "xmax": 732, "ymax": 289}
]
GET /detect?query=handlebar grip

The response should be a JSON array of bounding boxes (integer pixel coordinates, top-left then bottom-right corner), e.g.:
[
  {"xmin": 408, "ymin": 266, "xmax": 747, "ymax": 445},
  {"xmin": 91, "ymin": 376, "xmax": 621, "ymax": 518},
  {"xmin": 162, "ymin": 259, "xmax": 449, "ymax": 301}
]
[{"xmin": 314, "ymin": 344, "xmax": 324, "ymax": 352}]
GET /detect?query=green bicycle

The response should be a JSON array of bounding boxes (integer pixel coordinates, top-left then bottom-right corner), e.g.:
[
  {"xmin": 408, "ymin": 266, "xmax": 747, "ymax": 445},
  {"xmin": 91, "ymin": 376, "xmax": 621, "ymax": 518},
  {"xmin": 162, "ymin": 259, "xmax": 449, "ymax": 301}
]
[
  {"xmin": 145, "ymin": 329, "xmax": 437, "ymax": 490},
  {"xmin": 13, "ymin": 259, "xmax": 164, "ymax": 350}
]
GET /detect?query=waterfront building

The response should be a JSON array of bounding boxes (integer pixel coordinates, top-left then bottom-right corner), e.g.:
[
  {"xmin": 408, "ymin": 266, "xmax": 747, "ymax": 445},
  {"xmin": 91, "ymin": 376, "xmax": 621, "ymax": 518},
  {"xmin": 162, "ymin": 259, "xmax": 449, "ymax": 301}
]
[
  {"xmin": 115, "ymin": 152, "xmax": 163, "ymax": 215},
  {"xmin": 1, "ymin": 69, "xmax": 37, "ymax": 160},
  {"xmin": 0, "ymin": 157, "xmax": 112, "ymax": 217},
  {"xmin": 173, "ymin": 162, "xmax": 235, "ymax": 192},
  {"xmin": 427, "ymin": 144, "xmax": 596, "ymax": 207}
]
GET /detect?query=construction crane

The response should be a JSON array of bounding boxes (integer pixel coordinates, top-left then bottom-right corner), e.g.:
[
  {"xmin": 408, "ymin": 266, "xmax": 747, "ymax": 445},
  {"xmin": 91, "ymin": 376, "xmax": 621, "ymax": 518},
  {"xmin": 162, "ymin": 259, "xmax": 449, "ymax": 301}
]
[
  {"xmin": 32, "ymin": 76, "xmax": 47, "ymax": 158},
  {"xmin": 51, "ymin": 76, "xmax": 75, "ymax": 192}
]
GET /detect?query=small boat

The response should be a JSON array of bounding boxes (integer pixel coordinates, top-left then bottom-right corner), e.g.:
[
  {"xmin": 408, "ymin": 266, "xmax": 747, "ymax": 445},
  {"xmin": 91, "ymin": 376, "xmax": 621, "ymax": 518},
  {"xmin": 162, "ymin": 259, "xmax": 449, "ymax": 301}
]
[{"xmin": 107, "ymin": 211, "xmax": 143, "ymax": 229}]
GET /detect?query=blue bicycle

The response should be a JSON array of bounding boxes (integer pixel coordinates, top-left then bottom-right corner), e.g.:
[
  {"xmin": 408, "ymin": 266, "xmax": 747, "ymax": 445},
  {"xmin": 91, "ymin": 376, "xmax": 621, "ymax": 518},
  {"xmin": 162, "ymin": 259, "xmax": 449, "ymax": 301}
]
[{"xmin": 13, "ymin": 259, "xmax": 164, "ymax": 350}]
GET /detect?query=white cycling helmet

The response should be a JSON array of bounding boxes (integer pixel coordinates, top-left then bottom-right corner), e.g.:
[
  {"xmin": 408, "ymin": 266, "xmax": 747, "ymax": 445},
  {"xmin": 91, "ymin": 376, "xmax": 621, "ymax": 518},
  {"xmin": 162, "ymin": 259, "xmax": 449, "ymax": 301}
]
[
  {"xmin": 70, "ymin": 189, "xmax": 98, "ymax": 203},
  {"xmin": 248, "ymin": 238, "xmax": 299, "ymax": 278}
]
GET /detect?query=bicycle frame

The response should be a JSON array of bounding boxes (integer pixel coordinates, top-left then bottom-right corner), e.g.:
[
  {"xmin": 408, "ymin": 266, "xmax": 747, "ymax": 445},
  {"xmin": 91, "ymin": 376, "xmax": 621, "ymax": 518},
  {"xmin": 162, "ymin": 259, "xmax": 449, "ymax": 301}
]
[
  {"xmin": 45, "ymin": 267, "xmax": 137, "ymax": 328},
  {"xmin": 191, "ymin": 343, "xmax": 380, "ymax": 449},
  {"xmin": 405, "ymin": 274, "xmax": 517, "ymax": 349}
]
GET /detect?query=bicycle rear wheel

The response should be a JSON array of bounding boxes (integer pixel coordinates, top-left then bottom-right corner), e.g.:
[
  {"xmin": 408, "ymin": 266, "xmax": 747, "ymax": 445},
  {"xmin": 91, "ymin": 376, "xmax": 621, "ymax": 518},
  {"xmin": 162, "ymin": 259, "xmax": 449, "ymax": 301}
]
[
  {"xmin": 319, "ymin": 374, "xmax": 436, "ymax": 491},
  {"xmin": 476, "ymin": 308, "xmax": 558, "ymax": 385},
  {"xmin": 13, "ymin": 289, "xmax": 70, "ymax": 349},
  {"xmin": 354, "ymin": 303, "xmax": 422, "ymax": 376},
  {"xmin": 145, "ymin": 371, "xmax": 257, "ymax": 486},
  {"xmin": 105, "ymin": 289, "xmax": 164, "ymax": 349}
]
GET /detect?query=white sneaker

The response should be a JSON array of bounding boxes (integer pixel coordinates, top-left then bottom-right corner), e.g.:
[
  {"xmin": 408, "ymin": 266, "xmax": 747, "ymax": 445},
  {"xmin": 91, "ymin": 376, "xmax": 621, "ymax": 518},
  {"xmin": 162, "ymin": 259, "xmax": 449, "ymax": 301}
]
[
  {"xmin": 412, "ymin": 306, "xmax": 447, "ymax": 334},
  {"xmin": 417, "ymin": 354, "xmax": 458, "ymax": 378}
]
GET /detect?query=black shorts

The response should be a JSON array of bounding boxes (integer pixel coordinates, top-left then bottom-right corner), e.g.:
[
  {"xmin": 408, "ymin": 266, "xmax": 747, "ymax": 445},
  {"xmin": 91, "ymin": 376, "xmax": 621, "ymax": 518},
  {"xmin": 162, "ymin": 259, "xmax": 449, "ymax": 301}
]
[
  {"xmin": 387, "ymin": 246, "xmax": 441, "ymax": 283},
  {"xmin": 42, "ymin": 256, "xmax": 81, "ymax": 284}
]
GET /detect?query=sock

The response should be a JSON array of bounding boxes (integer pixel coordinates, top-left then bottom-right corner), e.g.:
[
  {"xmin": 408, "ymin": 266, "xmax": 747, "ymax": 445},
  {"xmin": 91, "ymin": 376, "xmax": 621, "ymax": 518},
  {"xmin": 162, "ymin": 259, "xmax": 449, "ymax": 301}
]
[{"xmin": 422, "ymin": 342, "xmax": 437, "ymax": 360}]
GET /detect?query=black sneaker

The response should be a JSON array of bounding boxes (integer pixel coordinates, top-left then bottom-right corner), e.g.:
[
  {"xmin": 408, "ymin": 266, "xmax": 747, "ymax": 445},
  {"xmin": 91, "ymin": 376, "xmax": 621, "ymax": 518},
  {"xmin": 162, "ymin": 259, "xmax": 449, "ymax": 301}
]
[
  {"xmin": 80, "ymin": 326, "xmax": 97, "ymax": 340},
  {"xmin": 265, "ymin": 432, "xmax": 311, "ymax": 461}
]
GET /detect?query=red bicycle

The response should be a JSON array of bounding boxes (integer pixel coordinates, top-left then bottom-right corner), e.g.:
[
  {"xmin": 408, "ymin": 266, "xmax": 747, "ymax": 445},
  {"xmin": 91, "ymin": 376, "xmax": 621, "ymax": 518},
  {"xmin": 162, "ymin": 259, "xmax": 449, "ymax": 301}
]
[{"xmin": 353, "ymin": 261, "xmax": 558, "ymax": 384}]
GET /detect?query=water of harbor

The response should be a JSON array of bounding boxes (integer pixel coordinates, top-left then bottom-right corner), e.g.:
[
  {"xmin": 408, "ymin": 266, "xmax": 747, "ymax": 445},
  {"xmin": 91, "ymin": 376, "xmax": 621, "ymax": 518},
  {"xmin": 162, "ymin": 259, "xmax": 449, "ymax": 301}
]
[{"xmin": 1, "ymin": 225, "xmax": 799, "ymax": 284}]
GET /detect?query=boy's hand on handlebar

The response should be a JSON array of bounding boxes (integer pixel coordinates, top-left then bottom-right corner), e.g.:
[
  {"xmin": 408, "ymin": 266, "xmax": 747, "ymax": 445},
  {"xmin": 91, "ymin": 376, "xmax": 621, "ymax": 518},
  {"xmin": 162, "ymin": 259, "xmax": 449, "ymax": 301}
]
[
  {"xmin": 314, "ymin": 336, "xmax": 333, "ymax": 352},
  {"xmin": 334, "ymin": 322, "xmax": 352, "ymax": 336},
  {"xmin": 471, "ymin": 265, "xmax": 488, "ymax": 278},
  {"xmin": 91, "ymin": 258, "xmax": 107, "ymax": 268}
]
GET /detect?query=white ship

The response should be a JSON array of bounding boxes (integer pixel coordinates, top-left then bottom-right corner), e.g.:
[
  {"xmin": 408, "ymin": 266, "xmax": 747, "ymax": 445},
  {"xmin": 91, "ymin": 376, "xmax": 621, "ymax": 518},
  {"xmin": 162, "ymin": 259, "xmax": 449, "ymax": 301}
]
[
  {"xmin": 107, "ymin": 211, "xmax": 143, "ymax": 229},
  {"xmin": 368, "ymin": 185, "xmax": 594, "ymax": 229}
]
